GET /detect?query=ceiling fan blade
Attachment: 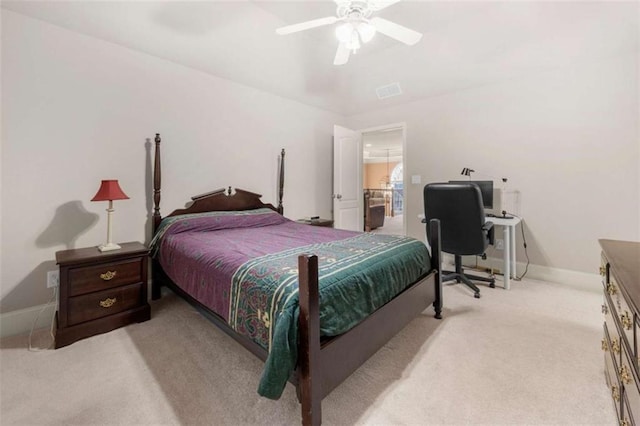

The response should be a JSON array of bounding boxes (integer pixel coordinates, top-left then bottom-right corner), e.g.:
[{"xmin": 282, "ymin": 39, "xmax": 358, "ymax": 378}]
[
  {"xmin": 370, "ymin": 17, "xmax": 422, "ymax": 45},
  {"xmin": 334, "ymin": 43, "xmax": 351, "ymax": 65},
  {"xmin": 276, "ymin": 16, "xmax": 338, "ymax": 35}
]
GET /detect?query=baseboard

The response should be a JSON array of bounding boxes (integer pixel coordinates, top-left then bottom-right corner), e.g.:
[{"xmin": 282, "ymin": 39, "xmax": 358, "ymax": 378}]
[
  {"xmin": 0, "ymin": 302, "xmax": 57, "ymax": 339},
  {"xmin": 447, "ymin": 255, "xmax": 601, "ymax": 290}
]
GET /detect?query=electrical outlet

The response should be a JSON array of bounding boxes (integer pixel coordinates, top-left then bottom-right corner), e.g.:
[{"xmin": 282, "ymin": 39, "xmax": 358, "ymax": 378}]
[
  {"xmin": 47, "ymin": 270, "xmax": 59, "ymax": 288},
  {"xmin": 495, "ymin": 239, "xmax": 504, "ymax": 250}
]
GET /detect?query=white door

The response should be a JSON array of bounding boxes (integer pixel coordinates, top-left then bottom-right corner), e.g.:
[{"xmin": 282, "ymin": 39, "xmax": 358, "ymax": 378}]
[{"xmin": 333, "ymin": 125, "xmax": 363, "ymax": 231}]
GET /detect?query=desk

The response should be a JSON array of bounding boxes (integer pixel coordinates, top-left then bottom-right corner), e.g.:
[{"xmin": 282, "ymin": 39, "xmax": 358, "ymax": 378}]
[
  {"xmin": 487, "ymin": 216, "xmax": 522, "ymax": 290},
  {"xmin": 418, "ymin": 214, "xmax": 522, "ymax": 290}
]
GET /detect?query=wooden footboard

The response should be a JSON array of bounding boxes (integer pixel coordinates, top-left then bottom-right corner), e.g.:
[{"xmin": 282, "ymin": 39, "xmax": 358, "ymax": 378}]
[
  {"xmin": 149, "ymin": 134, "xmax": 443, "ymax": 426},
  {"xmin": 296, "ymin": 219, "xmax": 442, "ymax": 426}
]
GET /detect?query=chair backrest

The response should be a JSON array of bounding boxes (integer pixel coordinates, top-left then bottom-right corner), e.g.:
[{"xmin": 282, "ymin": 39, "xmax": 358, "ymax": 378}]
[{"xmin": 423, "ymin": 182, "xmax": 489, "ymax": 256}]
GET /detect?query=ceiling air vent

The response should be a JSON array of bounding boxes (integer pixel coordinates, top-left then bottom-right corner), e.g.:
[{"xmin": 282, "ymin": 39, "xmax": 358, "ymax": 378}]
[{"xmin": 376, "ymin": 82, "xmax": 402, "ymax": 100}]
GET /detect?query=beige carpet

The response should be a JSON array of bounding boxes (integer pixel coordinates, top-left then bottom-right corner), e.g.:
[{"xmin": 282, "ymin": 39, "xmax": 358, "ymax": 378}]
[{"xmin": 0, "ymin": 277, "xmax": 615, "ymax": 425}]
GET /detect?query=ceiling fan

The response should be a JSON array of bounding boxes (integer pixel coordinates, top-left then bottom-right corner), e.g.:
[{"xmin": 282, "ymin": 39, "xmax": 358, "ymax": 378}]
[{"xmin": 275, "ymin": 0, "xmax": 422, "ymax": 65}]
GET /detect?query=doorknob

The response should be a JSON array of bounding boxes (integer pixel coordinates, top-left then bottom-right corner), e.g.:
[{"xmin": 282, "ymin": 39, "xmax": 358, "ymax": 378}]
[{"xmin": 336, "ymin": 194, "xmax": 342, "ymax": 200}]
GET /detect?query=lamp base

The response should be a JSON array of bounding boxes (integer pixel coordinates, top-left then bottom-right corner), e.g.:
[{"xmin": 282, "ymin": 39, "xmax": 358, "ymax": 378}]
[{"xmin": 98, "ymin": 242, "xmax": 121, "ymax": 252}]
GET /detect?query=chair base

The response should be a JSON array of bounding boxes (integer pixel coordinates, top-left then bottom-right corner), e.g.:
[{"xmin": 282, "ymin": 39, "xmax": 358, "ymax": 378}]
[{"xmin": 443, "ymin": 255, "xmax": 496, "ymax": 298}]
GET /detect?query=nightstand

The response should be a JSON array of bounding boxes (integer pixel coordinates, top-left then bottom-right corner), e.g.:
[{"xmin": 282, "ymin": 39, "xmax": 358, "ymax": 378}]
[
  {"xmin": 55, "ymin": 241, "xmax": 150, "ymax": 348},
  {"xmin": 297, "ymin": 218, "xmax": 334, "ymax": 227}
]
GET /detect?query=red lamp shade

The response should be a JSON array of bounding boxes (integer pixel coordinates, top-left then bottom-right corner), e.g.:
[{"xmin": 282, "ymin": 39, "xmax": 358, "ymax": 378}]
[{"xmin": 91, "ymin": 180, "xmax": 129, "ymax": 202}]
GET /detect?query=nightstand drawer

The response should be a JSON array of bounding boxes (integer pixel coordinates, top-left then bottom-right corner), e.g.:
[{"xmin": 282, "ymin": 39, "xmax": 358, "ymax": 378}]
[
  {"xmin": 68, "ymin": 283, "xmax": 143, "ymax": 326},
  {"xmin": 69, "ymin": 258, "xmax": 144, "ymax": 297}
]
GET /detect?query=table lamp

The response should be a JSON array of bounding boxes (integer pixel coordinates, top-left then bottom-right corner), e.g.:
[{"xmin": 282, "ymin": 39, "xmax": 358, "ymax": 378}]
[{"xmin": 91, "ymin": 179, "xmax": 129, "ymax": 252}]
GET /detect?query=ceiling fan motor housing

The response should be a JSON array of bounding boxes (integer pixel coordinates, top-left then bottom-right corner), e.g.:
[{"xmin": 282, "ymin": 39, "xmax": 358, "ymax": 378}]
[{"xmin": 337, "ymin": 1, "xmax": 374, "ymax": 20}]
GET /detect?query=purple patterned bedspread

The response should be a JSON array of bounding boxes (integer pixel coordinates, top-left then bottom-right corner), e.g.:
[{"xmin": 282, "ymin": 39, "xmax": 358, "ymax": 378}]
[{"xmin": 152, "ymin": 209, "xmax": 357, "ymax": 321}]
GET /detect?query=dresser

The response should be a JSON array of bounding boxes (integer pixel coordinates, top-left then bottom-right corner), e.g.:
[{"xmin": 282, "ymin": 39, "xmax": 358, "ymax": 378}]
[
  {"xmin": 55, "ymin": 242, "xmax": 151, "ymax": 348},
  {"xmin": 600, "ymin": 239, "xmax": 640, "ymax": 425}
]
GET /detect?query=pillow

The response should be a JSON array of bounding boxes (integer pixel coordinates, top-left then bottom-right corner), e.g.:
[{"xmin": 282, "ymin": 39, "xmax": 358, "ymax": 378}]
[{"xmin": 150, "ymin": 208, "xmax": 287, "ymax": 255}]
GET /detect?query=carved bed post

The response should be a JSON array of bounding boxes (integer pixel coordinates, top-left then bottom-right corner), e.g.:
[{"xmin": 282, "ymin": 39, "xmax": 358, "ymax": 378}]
[
  {"xmin": 152, "ymin": 133, "xmax": 162, "ymax": 300},
  {"xmin": 278, "ymin": 149, "xmax": 285, "ymax": 215},
  {"xmin": 298, "ymin": 254, "xmax": 321, "ymax": 426},
  {"xmin": 429, "ymin": 219, "xmax": 443, "ymax": 319},
  {"xmin": 153, "ymin": 133, "xmax": 162, "ymax": 234}
]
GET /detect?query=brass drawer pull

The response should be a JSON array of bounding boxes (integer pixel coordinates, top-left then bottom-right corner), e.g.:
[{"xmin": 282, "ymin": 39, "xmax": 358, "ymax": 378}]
[
  {"xmin": 602, "ymin": 304, "xmax": 608, "ymax": 315},
  {"xmin": 99, "ymin": 297, "xmax": 117, "ymax": 308},
  {"xmin": 601, "ymin": 339, "xmax": 608, "ymax": 351},
  {"xmin": 606, "ymin": 283, "xmax": 617, "ymax": 296},
  {"xmin": 619, "ymin": 365, "xmax": 631, "ymax": 385},
  {"xmin": 621, "ymin": 419, "xmax": 629, "ymax": 426},
  {"xmin": 599, "ymin": 266, "xmax": 606, "ymax": 276},
  {"xmin": 612, "ymin": 385, "xmax": 620, "ymax": 402},
  {"xmin": 611, "ymin": 338, "xmax": 620, "ymax": 354},
  {"xmin": 620, "ymin": 311, "xmax": 632, "ymax": 330},
  {"xmin": 100, "ymin": 270, "xmax": 117, "ymax": 281}
]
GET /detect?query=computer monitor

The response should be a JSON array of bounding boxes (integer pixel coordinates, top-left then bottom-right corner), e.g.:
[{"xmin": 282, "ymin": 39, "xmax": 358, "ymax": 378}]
[{"xmin": 449, "ymin": 180, "xmax": 493, "ymax": 209}]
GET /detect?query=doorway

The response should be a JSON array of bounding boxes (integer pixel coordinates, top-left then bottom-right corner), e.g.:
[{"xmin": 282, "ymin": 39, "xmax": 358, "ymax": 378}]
[{"xmin": 361, "ymin": 124, "xmax": 406, "ymax": 236}]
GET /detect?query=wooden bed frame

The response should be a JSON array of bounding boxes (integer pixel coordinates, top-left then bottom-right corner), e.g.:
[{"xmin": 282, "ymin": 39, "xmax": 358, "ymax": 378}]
[{"xmin": 150, "ymin": 134, "xmax": 443, "ymax": 425}]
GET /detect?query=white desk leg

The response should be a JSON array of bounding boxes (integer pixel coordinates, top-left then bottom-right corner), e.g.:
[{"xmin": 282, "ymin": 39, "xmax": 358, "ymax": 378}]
[
  {"xmin": 503, "ymin": 226, "xmax": 511, "ymax": 290},
  {"xmin": 510, "ymin": 224, "xmax": 517, "ymax": 279}
]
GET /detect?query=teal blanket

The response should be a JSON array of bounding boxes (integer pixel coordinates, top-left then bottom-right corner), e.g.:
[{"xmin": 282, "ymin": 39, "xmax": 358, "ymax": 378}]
[{"xmin": 228, "ymin": 233, "xmax": 430, "ymax": 399}]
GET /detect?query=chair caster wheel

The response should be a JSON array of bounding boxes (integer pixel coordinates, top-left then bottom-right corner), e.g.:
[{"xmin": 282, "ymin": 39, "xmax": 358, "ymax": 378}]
[{"xmin": 474, "ymin": 293, "xmax": 480, "ymax": 299}]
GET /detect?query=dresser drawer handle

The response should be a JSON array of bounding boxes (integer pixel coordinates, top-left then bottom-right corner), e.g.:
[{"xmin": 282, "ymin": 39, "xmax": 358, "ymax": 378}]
[
  {"xmin": 100, "ymin": 271, "xmax": 117, "ymax": 281},
  {"xmin": 606, "ymin": 283, "xmax": 617, "ymax": 296},
  {"xmin": 601, "ymin": 338, "xmax": 608, "ymax": 352},
  {"xmin": 619, "ymin": 365, "xmax": 632, "ymax": 385},
  {"xmin": 601, "ymin": 304, "xmax": 608, "ymax": 315},
  {"xmin": 99, "ymin": 297, "xmax": 117, "ymax": 308},
  {"xmin": 620, "ymin": 311, "xmax": 632, "ymax": 330},
  {"xmin": 621, "ymin": 419, "xmax": 629, "ymax": 426},
  {"xmin": 612, "ymin": 385, "xmax": 620, "ymax": 402},
  {"xmin": 611, "ymin": 338, "xmax": 620, "ymax": 354},
  {"xmin": 599, "ymin": 266, "xmax": 606, "ymax": 276}
]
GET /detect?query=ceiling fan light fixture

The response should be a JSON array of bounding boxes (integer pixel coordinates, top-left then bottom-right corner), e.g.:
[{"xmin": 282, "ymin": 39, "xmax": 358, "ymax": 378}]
[
  {"xmin": 357, "ymin": 22, "xmax": 376, "ymax": 43},
  {"xmin": 345, "ymin": 31, "xmax": 361, "ymax": 51},
  {"xmin": 335, "ymin": 22, "xmax": 354, "ymax": 43}
]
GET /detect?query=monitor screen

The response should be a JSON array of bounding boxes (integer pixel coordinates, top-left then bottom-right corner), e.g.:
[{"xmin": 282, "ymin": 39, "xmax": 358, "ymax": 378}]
[{"xmin": 449, "ymin": 180, "xmax": 493, "ymax": 209}]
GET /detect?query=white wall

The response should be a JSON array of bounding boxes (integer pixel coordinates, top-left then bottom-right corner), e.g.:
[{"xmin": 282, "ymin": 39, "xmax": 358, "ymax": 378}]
[
  {"xmin": 1, "ymin": 11, "xmax": 342, "ymax": 314},
  {"xmin": 348, "ymin": 51, "xmax": 639, "ymax": 274},
  {"xmin": 2, "ymin": 8, "xmax": 638, "ymax": 322}
]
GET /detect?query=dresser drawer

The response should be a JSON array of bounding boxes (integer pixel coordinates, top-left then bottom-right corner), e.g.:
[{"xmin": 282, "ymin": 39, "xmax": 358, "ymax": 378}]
[
  {"xmin": 636, "ymin": 316, "xmax": 640, "ymax": 370},
  {"xmin": 600, "ymin": 255, "xmax": 609, "ymax": 283},
  {"xmin": 67, "ymin": 283, "xmax": 143, "ymax": 326},
  {"xmin": 606, "ymin": 336, "xmax": 623, "ymax": 418},
  {"xmin": 622, "ymin": 393, "xmax": 636, "ymax": 426},
  {"xmin": 623, "ymin": 348, "xmax": 640, "ymax": 425},
  {"xmin": 68, "ymin": 258, "xmax": 144, "ymax": 297},
  {"xmin": 605, "ymin": 294, "xmax": 623, "ymax": 366},
  {"xmin": 612, "ymin": 276, "xmax": 636, "ymax": 353}
]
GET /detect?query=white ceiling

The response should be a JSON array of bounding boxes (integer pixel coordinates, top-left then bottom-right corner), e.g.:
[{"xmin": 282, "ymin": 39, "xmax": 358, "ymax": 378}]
[{"xmin": 3, "ymin": 1, "xmax": 638, "ymax": 115}]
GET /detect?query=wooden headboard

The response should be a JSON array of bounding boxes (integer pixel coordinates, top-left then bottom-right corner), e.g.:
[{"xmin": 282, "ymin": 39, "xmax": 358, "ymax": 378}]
[{"xmin": 151, "ymin": 134, "xmax": 285, "ymax": 234}]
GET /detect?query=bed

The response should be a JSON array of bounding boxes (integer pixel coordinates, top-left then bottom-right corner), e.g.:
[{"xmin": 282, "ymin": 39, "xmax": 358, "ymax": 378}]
[{"xmin": 149, "ymin": 134, "xmax": 443, "ymax": 425}]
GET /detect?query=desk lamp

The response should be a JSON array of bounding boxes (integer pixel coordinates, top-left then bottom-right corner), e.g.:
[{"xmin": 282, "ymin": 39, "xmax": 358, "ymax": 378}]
[{"xmin": 91, "ymin": 179, "xmax": 129, "ymax": 252}]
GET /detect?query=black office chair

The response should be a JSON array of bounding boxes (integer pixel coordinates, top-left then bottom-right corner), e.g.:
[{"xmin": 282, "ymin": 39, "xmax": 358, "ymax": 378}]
[{"xmin": 423, "ymin": 182, "xmax": 495, "ymax": 298}]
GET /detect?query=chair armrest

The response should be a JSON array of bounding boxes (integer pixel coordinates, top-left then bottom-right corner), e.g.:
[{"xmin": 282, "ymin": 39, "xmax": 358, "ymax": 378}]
[{"xmin": 483, "ymin": 221, "xmax": 495, "ymax": 245}]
